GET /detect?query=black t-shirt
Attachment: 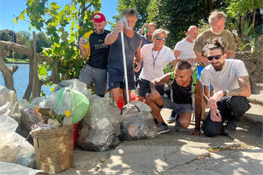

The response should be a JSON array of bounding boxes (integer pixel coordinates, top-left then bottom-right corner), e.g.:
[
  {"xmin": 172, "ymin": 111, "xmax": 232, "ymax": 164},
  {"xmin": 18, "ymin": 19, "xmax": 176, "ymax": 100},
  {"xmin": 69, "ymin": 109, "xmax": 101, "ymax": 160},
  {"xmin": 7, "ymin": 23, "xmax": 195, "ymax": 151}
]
[
  {"xmin": 83, "ymin": 30, "xmax": 110, "ymax": 69},
  {"xmin": 166, "ymin": 77, "xmax": 193, "ymax": 104}
]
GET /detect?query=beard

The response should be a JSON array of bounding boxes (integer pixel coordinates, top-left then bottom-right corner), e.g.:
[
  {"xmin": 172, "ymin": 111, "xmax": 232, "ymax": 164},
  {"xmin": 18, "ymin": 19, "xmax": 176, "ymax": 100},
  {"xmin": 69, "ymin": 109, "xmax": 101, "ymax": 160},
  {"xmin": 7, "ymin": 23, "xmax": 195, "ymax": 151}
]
[
  {"xmin": 95, "ymin": 29, "xmax": 104, "ymax": 34},
  {"xmin": 146, "ymin": 35, "xmax": 152, "ymax": 41},
  {"xmin": 210, "ymin": 28, "xmax": 223, "ymax": 35},
  {"xmin": 212, "ymin": 62, "xmax": 224, "ymax": 71}
]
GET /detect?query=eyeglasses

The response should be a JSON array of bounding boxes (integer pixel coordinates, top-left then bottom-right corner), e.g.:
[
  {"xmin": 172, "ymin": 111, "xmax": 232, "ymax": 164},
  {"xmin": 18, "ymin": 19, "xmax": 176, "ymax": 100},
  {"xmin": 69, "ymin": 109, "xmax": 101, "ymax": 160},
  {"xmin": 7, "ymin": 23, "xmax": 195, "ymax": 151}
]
[
  {"xmin": 212, "ymin": 25, "xmax": 225, "ymax": 29},
  {"xmin": 207, "ymin": 55, "xmax": 222, "ymax": 61},
  {"xmin": 155, "ymin": 36, "xmax": 166, "ymax": 41}
]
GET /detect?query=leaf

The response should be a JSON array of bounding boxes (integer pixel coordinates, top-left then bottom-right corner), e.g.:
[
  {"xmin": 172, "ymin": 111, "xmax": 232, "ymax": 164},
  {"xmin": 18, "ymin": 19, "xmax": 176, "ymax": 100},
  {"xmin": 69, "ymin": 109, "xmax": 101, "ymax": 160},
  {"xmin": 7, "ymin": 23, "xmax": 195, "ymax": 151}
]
[{"xmin": 61, "ymin": 31, "xmax": 69, "ymax": 41}]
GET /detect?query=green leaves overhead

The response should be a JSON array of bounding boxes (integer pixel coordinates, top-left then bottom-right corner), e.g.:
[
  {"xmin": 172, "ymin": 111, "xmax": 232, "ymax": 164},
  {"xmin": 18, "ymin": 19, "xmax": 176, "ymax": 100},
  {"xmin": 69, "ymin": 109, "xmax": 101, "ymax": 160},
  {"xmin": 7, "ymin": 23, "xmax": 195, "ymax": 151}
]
[
  {"xmin": 147, "ymin": 0, "xmax": 225, "ymax": 48},
  {"xmin": 17, "ymin": 0, "xmax": 102, "ymax": 82}
]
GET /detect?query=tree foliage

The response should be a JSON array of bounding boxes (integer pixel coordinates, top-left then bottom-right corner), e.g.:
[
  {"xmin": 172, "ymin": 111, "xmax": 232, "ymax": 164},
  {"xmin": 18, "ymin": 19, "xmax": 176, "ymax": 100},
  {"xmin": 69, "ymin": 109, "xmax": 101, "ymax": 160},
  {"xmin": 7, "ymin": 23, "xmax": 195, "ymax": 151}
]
[
  {"xmin": 110, "ymin": 0, "xmax": 150, "ymax": 31},
  {"xmin": 226, "ymin": 0, "xmax": 263, "ymax": 36},
  {"xmin": 35, "ymin": 32, "xmax": 52, "ymax": 53},
  {"xmin": 147, "ymin": 0, "xmax": 225, "ymax": 48},
  {"xmin": 0, "ymin": 31, "xmax": 12, "ymax": 41},
  {"xmin": 16, "ymin": 0, "xmax": 101, "ymax": 81}
]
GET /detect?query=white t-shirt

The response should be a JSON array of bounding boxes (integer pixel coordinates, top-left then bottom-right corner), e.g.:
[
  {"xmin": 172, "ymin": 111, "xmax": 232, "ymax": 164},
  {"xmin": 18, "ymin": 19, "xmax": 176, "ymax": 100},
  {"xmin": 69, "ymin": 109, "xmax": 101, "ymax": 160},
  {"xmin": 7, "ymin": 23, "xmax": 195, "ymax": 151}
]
[
  {"xmin": 140, "ymin": 43, "xmax": 175, "ymax": 81},
  {"xmin": 174, "ymin": 39, "xmax": 195, "ymax": 60},
  {"xmin": 200, "ymin": 59, "xmax": 248, "ymax": 93}
]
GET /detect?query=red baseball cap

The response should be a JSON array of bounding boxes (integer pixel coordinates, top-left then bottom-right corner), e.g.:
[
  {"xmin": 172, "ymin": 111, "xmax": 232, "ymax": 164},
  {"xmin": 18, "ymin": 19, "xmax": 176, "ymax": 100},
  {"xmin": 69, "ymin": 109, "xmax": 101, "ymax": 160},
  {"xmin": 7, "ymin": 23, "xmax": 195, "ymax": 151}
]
[{"xmin": 91, "ymin": 13, "xmax": 106, "ymax": 23}]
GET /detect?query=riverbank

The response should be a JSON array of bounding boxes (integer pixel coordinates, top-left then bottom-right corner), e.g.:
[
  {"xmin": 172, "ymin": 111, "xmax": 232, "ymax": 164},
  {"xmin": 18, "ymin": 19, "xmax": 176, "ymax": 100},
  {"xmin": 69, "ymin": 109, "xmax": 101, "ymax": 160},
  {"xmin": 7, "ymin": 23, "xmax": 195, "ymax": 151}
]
[{"xmin": 4, "ymin": 58, "xmax": 29, "ymax": 64}]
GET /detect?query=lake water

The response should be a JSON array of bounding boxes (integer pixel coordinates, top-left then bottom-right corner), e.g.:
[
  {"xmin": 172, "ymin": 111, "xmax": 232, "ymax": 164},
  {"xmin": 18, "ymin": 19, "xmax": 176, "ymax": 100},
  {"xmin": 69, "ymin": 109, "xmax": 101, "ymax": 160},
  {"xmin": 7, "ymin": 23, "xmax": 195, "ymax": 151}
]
[{"xmin": 0, "ymin": 64, "xmax": 52, "ymax": 101}]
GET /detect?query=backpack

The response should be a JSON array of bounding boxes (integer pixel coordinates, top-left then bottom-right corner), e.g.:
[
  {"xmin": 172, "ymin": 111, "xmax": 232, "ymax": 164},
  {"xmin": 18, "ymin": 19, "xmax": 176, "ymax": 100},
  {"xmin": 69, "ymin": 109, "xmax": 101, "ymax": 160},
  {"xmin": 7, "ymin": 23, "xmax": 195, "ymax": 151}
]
[
  {"xmin": 165, "ymin": 70, "xmax": 197, "ymax": 103},
  {"xmin": 167, "ymin": 70, "xmax": 197, "ymax": 93}
]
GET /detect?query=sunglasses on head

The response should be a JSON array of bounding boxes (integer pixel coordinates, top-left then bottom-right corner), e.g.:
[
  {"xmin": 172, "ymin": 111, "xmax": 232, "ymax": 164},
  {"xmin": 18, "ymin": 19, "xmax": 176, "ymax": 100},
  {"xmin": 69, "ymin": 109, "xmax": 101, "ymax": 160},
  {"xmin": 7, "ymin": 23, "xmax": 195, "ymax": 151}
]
[
  {"xmin": 155, "ymin": 36, "xmax": 166, "ymax": 41},
  {"xmin": 207, "ymin": 55, "xmax": 222, "ymax": 61}
]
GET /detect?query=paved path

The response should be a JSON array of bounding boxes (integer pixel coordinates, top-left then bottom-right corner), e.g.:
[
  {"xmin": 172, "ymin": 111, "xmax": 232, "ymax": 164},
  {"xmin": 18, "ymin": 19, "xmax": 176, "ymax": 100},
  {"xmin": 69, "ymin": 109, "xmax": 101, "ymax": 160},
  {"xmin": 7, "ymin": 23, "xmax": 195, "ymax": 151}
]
[{"xmin": 57, "ymin": 107, "xmax": 263, "ymax": 175}]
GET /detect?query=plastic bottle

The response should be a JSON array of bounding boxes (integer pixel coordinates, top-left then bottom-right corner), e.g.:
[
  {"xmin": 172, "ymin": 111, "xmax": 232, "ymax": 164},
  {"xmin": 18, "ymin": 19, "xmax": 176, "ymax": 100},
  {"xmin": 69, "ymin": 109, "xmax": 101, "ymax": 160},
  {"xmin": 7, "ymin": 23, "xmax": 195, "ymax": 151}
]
[
  {"xmin": 62, "ymin": 110, "xmax": 73, "ymax": 126},
  {"xmin": 144, "ymin": 26, "xmax": 147, "ymax": 33}
]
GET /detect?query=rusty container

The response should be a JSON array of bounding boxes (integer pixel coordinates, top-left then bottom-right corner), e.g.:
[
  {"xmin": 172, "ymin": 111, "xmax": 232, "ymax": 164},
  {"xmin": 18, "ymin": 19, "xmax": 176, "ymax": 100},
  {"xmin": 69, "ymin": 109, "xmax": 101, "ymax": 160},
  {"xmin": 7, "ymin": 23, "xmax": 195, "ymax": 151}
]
[{"xmin": 31, "ymin": 125, "xmax": 74, "ymax": 174}]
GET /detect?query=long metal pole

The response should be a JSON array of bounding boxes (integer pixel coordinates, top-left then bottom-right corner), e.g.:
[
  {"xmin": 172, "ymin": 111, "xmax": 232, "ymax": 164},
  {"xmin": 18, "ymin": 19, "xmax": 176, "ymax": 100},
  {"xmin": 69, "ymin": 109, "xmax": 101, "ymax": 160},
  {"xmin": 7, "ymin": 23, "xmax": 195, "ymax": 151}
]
[{"xmin": 120, "ymin": 31, "xmax": 130, "ymax": 103}]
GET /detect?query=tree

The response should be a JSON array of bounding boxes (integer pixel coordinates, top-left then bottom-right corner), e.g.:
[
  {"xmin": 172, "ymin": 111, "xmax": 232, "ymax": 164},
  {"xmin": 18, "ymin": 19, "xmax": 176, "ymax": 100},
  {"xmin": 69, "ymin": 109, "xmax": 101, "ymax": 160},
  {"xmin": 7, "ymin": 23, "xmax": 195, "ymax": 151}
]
[
  {"xmin": 147, "ymin": 0, "xmax": 225, "ymax": 48},
  {"xmin": 0, "ymin": 31, "xmax": 12, "ymax": 41},
  {"xmin": 1, "ymin": 0, "xmax": 101, "ymax": 100},
  {"xmin": 110, "ymin": 0, "xmax": 150, "ymax": 31},
  {"xmin": 226, "ymin": 0, "xmax": 263, "ymax": 37},
  {"xmin": 15, "ymin": 31, "xmax": 32, "ymax": 59},
  {"xmin": 0, "ymin": 30, "xmax": 17, "ymax": 57},
  {"xmin": 35, "ymin": 32, "xmax": 52, "ymax": 53}
]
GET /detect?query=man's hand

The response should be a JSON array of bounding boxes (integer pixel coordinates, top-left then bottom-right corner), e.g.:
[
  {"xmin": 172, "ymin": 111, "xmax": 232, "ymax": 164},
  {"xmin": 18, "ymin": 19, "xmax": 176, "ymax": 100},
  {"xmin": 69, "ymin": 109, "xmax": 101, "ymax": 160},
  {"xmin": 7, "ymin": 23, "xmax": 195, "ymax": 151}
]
[
  {"xmin": 190, "ymin": 129, "xmax": 202, "ymax": 136},
  {"xmin": 210, "ymin": 108, "xmax": 222, "ymax": 122},
  {"xmin": 150, "ymin": 88, "xmax": 160, "ymax": 100},
  {"xmin": 114, "ymin": 21, "xmax": 123, "ymax": 34},
  {"xmin": 79, "ymin": 37, "xmax": 84, "ymax": 49},
  {"xmin": 134, "ymin": 61, "xmax": 141, "ymax": 72},
  {"xmin": 207, "ymin": 91, "xmax": 224, "ymax": 109},
  {"xmin": 187, "ymin": 58, "xmax": 195, "ymax": 63}
]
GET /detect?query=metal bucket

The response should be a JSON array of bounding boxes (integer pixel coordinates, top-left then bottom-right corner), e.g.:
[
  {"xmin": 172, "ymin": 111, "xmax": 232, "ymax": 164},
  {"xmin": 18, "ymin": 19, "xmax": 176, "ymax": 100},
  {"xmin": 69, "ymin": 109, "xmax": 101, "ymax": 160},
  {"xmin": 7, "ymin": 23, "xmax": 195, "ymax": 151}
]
[{"xmin": 31, "ymin": 125, "xmax": 74, "ymax": 174}]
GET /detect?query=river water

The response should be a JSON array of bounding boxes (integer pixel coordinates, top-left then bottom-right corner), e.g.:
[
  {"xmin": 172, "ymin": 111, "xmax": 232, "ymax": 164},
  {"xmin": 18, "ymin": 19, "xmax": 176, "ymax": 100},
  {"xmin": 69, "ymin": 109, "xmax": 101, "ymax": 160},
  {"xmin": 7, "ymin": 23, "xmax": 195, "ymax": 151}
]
[{"xmin": 0, "ymin": 64, "xmax": 52, "ymax": 101}]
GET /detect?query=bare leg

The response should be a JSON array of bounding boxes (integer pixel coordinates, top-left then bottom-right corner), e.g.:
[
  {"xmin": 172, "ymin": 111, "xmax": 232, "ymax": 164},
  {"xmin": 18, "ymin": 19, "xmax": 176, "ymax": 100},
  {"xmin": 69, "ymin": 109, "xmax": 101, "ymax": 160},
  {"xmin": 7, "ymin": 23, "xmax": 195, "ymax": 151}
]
[
  {"xmin": 136, "ymin": 96, "xmax": 144, "ymax": 102},
  {"xmin": 145, "ymin": 93, "xmax": 164, "ymax": 123},
  {"xmin": 110, "ymin": 88, "xmax": 120, "ymax": 103},
  {"xmin": 201, "ymin": 99, "xmax": 206, "ymax": 125},
  {"xmin": 177, "ymin": 112, "xmax": 191, "ymax": 128}
]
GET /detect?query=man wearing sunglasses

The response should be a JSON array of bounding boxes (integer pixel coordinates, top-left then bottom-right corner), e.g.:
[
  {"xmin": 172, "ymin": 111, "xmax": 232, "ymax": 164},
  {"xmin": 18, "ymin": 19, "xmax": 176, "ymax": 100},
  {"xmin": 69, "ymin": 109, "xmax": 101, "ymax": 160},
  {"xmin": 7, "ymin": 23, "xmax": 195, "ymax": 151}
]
[
  {"xmin": 193, "ymin": 11, "xmax": 236, "ymax": 128},
  {"xmin": 200, "ymin": 38, "xmax": 251, "ymax": 137},
  {"xmin": 135, "ymin": 23, "xmax": 157, "ymax": 84},
  {"xmin": 135, "ymin": 29, "xmax": 177, "ymax": 102}
]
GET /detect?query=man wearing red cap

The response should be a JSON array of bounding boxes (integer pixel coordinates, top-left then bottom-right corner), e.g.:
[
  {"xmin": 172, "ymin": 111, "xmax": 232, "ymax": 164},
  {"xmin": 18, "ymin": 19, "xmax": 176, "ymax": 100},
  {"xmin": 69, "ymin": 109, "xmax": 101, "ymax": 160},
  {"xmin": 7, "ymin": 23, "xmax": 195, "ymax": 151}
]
[{"xmin": 79, "ymin": 12, "xmax": 110, "ymax": 97}]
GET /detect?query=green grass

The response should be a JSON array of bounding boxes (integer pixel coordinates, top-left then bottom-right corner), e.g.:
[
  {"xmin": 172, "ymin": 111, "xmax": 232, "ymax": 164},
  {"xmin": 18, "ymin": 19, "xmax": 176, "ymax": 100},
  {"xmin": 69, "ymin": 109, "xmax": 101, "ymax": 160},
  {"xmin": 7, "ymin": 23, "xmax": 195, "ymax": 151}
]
[{"xmin": 4, "ymin": 58, "xmax": 29, "ymax": 64}]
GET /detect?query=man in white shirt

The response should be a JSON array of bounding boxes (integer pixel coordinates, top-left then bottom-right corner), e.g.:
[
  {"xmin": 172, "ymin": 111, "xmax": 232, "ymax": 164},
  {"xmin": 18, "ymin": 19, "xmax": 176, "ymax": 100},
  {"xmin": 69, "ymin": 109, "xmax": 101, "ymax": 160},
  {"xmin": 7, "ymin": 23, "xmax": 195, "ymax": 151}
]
[
  {"xmin": 135, "ymin": 28, "xmax": 177, "ymax": 102},
  {"xmin": 200, "ymin": 38, "xmax": 251, "ymax": 137},
  {"xmin": 174, "ymin": 25, "xmax": 198, "ymax": 66}
]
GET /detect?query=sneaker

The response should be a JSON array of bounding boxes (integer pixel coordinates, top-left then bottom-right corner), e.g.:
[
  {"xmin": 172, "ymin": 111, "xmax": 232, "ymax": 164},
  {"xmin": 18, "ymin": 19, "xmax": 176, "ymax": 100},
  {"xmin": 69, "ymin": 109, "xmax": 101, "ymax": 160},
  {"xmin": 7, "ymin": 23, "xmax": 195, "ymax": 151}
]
[
  {"xmin": 174, "ymin": 118, "xmax": 181, "ymax": 132},
  {"xmin": 167, "ymin": 116, "xmax": 176, "ymax": 123},
  {"xmin": 157, "ymin": 124, "xmax": 169, "ymax": 134},
  {"xmin": 223, "ymin": 120, "xmax": 238, "ymax": 134}
]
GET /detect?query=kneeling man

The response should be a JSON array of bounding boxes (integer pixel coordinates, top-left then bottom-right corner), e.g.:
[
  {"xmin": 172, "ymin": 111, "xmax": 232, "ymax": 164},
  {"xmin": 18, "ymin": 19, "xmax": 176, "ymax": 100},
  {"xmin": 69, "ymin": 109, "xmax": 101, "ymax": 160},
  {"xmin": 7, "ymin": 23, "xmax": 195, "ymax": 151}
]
[
  {"xmin": 146, "ymin": 61, "xmax": 202, "ymax": 136},
  {"xmin": 201, "ymin": 38, "xmax": 251, "ymax": 137}
]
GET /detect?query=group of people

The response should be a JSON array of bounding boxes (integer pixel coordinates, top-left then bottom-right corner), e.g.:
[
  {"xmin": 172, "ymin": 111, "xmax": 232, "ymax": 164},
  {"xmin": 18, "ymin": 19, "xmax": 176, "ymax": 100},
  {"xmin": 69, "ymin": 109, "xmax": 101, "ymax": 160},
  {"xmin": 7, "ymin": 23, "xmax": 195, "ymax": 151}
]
[{"xmin": 78, "ymin": 8, "xmax": 251, "ymax": 138}]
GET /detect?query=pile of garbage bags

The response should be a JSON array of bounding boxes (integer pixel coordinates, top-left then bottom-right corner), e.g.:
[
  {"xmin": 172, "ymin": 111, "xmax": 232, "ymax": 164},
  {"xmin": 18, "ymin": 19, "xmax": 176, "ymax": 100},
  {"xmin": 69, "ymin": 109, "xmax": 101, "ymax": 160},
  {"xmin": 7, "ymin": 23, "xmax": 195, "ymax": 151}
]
[{"xmin": 76, "ymin": 95, "xmax": 122, "ymax": 151}]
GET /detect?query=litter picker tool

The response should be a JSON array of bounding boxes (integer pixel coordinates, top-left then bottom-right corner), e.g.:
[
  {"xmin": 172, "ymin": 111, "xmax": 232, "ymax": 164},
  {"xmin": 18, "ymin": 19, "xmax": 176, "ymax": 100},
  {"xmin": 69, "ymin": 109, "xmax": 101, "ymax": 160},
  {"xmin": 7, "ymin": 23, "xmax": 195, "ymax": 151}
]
[{"xmin": 119, "ymin": 16, "xmax": 140, "ymax": 114}]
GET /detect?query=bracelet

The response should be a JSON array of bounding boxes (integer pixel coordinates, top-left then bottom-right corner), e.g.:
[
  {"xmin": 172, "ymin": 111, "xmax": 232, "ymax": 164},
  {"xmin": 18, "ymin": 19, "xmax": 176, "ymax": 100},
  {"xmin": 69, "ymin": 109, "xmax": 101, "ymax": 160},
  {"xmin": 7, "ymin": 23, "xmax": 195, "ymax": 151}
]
[
  {"xmin": 195, "ymin": 127, "xmax": 201, "ymax": 130},
  {"xmin": 222, "ymin": 89, "xmax": 227, "ymax": 97},
  {"xmin": 111, "ymin": 31, "xmax": 118, "ymax": 37}
]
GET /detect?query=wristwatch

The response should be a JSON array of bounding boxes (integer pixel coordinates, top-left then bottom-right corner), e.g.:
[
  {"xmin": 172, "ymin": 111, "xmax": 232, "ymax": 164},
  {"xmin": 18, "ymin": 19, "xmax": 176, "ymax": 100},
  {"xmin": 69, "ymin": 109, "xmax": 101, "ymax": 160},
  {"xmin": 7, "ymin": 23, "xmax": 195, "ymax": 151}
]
[{"xmin": 222, "ymin": 90, "xmax": 227, "ymax": 97}]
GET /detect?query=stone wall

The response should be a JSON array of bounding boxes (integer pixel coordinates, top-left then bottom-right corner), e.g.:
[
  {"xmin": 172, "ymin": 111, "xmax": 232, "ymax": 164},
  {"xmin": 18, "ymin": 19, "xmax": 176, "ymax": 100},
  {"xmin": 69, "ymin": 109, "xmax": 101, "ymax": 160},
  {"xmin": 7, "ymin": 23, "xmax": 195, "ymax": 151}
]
[{"xmin": 236, "ymin": 36, "xmax": 263, "ymax": 93}]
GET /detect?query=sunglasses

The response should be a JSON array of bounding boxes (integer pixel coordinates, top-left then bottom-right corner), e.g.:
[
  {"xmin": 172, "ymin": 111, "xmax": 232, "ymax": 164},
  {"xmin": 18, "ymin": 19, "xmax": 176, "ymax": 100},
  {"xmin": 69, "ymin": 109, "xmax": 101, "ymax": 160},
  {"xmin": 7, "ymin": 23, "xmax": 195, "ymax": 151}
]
[
  {"xmin": 207, "ymin": 55, "xmax": 222, "ymax": 61},
  {"xmin": 155, "ymin": 36, "xmax": 166, "ymax": 41}
]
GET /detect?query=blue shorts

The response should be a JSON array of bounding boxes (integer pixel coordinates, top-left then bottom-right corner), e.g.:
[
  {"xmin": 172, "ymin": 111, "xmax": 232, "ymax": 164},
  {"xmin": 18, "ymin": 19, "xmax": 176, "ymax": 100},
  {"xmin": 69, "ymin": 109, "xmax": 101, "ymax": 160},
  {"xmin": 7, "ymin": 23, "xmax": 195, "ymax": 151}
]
[
  {"xmin": 197, "ymin": 65, "xmax": 212, "ymax": 90},
  {"xmin": 107, "ymin": 68, "xmax": 135, "ymax": 90}
]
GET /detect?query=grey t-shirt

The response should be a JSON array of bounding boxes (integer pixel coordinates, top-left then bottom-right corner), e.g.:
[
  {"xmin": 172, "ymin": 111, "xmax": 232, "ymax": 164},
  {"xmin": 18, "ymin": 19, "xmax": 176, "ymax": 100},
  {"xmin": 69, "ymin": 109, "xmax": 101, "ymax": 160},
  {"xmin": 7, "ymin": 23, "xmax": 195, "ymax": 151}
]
[
  {"xmin": 200, "ymin": 59, "xmax": 248, "ymax": 93},
  {"xmin": 108, "ymin": 31, "xmax": 141, "ymax": 75}
]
